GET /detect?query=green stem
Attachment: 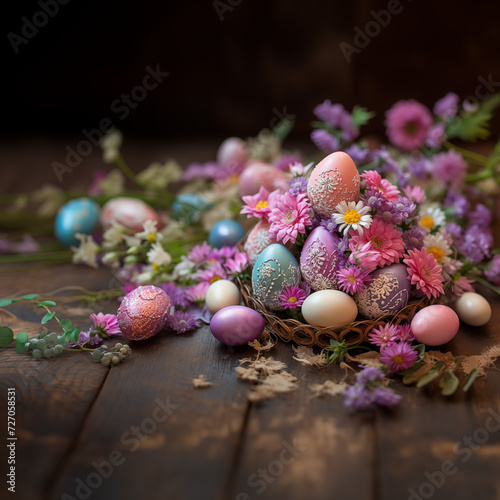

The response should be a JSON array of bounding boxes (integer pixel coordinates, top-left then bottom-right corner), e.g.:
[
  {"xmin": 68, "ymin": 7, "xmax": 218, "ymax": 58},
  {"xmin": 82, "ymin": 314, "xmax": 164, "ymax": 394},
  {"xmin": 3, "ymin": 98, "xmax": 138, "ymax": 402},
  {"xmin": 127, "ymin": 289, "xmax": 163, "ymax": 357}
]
[
  {"xmin": 464, "ymin": 170, "xmax": 495, "ymax": 183},
  {"xmin": 473, "ymin": 276, "xmax": 500, "ymax": 295},
  {"xmin": 0, "ymin": 251, "xmax": 71, "ymax": 264},
  {"xmin": 113, "ymin": 156, "xmax": 143, "ymax": 187},
  {"xmin": 443, "ymin": 140, "xmax": 487, "ymax": 165}
]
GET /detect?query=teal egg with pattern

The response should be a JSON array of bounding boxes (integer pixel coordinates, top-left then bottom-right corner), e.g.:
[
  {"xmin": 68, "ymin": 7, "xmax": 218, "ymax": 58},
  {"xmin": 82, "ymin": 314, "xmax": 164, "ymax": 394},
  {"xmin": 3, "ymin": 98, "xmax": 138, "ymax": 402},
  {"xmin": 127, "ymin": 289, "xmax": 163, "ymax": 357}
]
[{"xmin": 252, "ymin": 244, "xmax": 300, "ymax": 311}]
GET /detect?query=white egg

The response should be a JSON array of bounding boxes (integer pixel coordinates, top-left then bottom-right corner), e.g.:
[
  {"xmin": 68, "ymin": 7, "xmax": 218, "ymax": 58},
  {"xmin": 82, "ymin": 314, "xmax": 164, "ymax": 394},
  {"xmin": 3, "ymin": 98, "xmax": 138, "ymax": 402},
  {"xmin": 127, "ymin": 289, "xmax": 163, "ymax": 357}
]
[
  {"xmin": 302, "ymin": 290, "xmax": 358, "ymax": 328},
  {"xmin": 454, "ymin": 292, "xmax": 491, "ymax": 327},
  {"xmin": 205, "ymin": 280, "xmax": 241, "ymax": 314}
]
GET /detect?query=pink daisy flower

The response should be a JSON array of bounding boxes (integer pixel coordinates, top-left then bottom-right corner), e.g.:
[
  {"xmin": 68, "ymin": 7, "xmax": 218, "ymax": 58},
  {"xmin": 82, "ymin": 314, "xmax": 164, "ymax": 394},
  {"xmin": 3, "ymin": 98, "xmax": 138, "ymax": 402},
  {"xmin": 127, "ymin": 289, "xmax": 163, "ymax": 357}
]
[
  {"xmin": 385, "ymin": 99, "xmax": 433, "ymax": 151},
  {"xmin": 278, "ymin": 285, "xmax": 307, "ymax": 309},
  {"xmin": 368, "ymin": 324, "xmax": 399, "ymax": 347},
  {"xmin": 187, "ymin": 282, "xmax": 210, "ymax": 303},
  {"xmin": 240, "ymin": 186, "xmax": 279, "ymax": 221},
  {"xmin": 452, "ymin": 276, "xmax": 475, "ymax": 297},
  {"xmin": 348, "ymin": 244, "xmax": 379, "ymax": 273},
  {"xmin": 224, "ymin": 251, "xmax": 249, "ymax": 275},
  {"xmin": 403, "ymin": 247, "xmax": 445, "ymax": 299},
  {"xmin": 361, "ymin": 170, "xmax": 400, "ymax": 202},
  {"xmin": 188, "ymin": 242, "xmax": 212, "ymax": 265},
  {"xmin": 89, "ymin": 313, "xmax": 122, "ymax": 337},
  {"xmin": 403, "ymin": 185, "xmax": 426, "ymax": 204},
  {"xmin": 380, "ymin": 342, "xmax": 418, "ymax": 373},
  {"xmin": 350, "ymin": 219, "xmax": 405, "ymax": 268},
  {"xmin": 337, "ymin": 266, "xmax": 372, "ymax": 294},
  {"xmin": 195, "ymin": 261, "xmax": 227, "ymax": 285},
  {"xmin": 268, "ymin": 193, "xmax": 312, "ymax": 245},
  {"xmin": 429, "ymin": 151, "xmax": 467, "ymax": 185},
  {"xmin": 395, "ymin": 324, "xmax": 415, "ymax": 342}
]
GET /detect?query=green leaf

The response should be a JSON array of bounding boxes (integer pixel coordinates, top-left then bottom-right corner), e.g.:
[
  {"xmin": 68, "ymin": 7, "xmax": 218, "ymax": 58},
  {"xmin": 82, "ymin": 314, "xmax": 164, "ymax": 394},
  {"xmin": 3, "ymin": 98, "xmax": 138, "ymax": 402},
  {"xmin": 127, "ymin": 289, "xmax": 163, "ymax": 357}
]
[
  {"xmin": 59, "ymin": 319, "xmax": 73, "ymax": 332},
  {"xmin": 414, "ymin": 343, "xmax": 426, "ymax": 361},
  {"xmin": 351, "ymin": 106, "xmax": 375, "ymax": 128},
  {"xmin": 416, "ymin": 361, "xmax": 446, "ymax": 388},
  {"xmin": 439, "ymin": 370, "xmax": 460, "ymax": 396},
  {"xmin": 463, "ymin": 369, "xmax": 479, "ymax": 392},
  {"xmin": 0, "ymin": 326, "xmax": 14, "ymax": 347},
  {"xmin": 15, "ymin": 332, "xmax": 28, "ymax": 354},
  {"xmin": 401, "ymin": 360, "xmax": 427, "ymax": 385},
  {"xmin": 0, "ymin": 298, "xmax": 14, "ymax": 307},
  {"xmin": 21, "ymin": 294, "xmax": 39, "ymax": 300},
  {"xmin": 484, "ymin": 137, "xmax": 500, "ymax": 171},
  {"xmin": 41, "ymin": 311, "xmax": 56, "ymax": 325},
  {"xmin": 69, "ymin": 326, "xmax": 81, "ymax": 343},
  {"xmin": 37, "ymin": 300, "xmax": 56, "ymax": 307}
]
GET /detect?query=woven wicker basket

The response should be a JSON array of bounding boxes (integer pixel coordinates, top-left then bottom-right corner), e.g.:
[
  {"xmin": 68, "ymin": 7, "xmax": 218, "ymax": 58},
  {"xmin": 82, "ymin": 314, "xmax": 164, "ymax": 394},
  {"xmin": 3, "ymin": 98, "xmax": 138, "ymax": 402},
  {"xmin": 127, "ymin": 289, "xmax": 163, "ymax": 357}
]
[{"xmin": 237, "ymin": 277, "xmax": 441, "ymax": 348}]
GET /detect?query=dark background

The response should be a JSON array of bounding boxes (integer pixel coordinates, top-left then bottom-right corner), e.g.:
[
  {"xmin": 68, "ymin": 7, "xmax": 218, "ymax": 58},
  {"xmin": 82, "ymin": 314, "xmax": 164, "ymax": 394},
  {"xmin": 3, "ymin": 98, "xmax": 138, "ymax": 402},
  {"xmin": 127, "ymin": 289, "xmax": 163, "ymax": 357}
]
[{"xmin": 4, "ymin": 0, "xmax": 500, "ymax": 142}]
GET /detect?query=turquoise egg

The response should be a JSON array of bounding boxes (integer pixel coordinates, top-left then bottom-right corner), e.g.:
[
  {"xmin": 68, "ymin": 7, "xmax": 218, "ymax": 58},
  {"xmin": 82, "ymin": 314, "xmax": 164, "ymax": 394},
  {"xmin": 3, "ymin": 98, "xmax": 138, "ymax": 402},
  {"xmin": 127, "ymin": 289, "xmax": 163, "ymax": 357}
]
[
  {"xmin": 208, "ymin": 220, "xmax": 245, "ymax": 249},
  {"xmin": 252, "ymin": 243, "xmax": 300, "ymax": 310},
  {"xmin": 55, "ymin": 198, "xmax": 100, "ymax": 246},
  {"xmin": 171, "ymin": 193, "xmax": 210, "ymax": 223}
]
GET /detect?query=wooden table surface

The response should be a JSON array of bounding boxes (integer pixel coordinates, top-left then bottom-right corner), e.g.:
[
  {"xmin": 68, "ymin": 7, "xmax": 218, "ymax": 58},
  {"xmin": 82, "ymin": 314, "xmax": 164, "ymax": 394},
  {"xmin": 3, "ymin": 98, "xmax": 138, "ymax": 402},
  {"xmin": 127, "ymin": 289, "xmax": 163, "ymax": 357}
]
[{"xmin": 1, "ymin": 139, "xmax": 500, "ymax": 500}]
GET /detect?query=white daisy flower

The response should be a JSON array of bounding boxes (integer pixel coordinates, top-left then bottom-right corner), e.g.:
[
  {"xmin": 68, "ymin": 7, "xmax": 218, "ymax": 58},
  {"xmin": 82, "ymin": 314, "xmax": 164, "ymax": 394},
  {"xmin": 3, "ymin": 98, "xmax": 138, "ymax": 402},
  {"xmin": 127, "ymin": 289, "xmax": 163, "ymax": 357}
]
[
  {"xmin": 103, "ymin": 221, "xmax": 126, "ymax": 247},
  {"xmin": 71, "ymin": 234, "xmax": 99, "ymax": 269},
  {"xmin": 333, "ymin": 201, "xmax": 373, "ymax": 235},
  {"xmin": 423, "ymin": 232, "xmax": 452, "ymax": 266},
  {"xmin": 147, "ymin": 242, "xmax": 172, "ymax": 270},
  {"xmin": 419, "ymin": 205, "xmax": 446, "ymax": 231},
  {"xmin": 100, "ymin": 129, "xmax": 123, "ymax": 164},
  {"xmin": 135, "ymin": 220, "xmax": 163, "ymax": 242}
]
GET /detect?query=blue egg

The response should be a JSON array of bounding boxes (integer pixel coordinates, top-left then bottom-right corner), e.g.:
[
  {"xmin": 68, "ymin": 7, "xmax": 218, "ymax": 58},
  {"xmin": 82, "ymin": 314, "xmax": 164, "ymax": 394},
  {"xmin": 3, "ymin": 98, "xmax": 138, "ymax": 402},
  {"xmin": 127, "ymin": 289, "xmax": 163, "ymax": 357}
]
[
  {"xmin": 252, "ymin": 243, "xmax": 300, "ymax": 310},
  {"xmin": 172, "ymin": 193, "xmax": 210, "ymax": 223},
  {"xmin": 208, "ymin": 220, "xmax": 245, "ymax": 249},
  {"xmin": 55, "ymin": 198, "xmax": 100, "ymax": 246}
]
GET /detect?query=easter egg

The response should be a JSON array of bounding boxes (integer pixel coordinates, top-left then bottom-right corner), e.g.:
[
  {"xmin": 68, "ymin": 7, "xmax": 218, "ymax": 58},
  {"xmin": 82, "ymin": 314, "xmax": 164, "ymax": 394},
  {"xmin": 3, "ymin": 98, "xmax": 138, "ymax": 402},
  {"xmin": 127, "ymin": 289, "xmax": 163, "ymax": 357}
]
[
  {"xmin": 205, "ymin": 280, "xmax": 241, "ymax": 314},
  {"xmin": 239, "ymin": 162, "xmax": 289, "ymax": 197},
  {"xmin": 101, "ymin": 197, "xmax": 161, "ymax": 232},
  {"xmin": 411, "ymin": 305, "xmax": 459, "ymax": 346},
  {"xmin": 300, "ymin": 227, "xmax": 341, "ymax": 291},
  {"xmin": 454, "ymin": 292, "xmax": 491, "ymax": 326},
  {"xmin": 356, "ymin": 264, "xmax": 411, "ymax": 319},
  {"xmin": 55, "ymin": 197, "xmax": 100, "ymax": 246},
  {"xmin": 302, "ymin": 290, "xmax": 358, "ymax": 328},
  {"xmin": 117, "ymin": 286, "xmax": 171, "ymax": 341},
  {"xmin": 208, "ymin": 220, "xmax": 245, "ymax": 248},
  {"xmin": 210, "ymin": 305, "xmax": 265, "ymax": 345},
  {"xmin": 252, "ymin": 244, "xmax": 300, "ymax": 310},
  {"xmin": 217, "ymin": 137, "xmax": 248, "ymax": 169},
  {"xmin": 244, "ymin": 220, "xmax": 276, "ymax": 265},
  {"xmin": 172, "ymin": 193, "xmax": 211, "ymax": 224},
  {"xmin": 307, "ymin": 152, "xmax": 360, "ymax": 218}
]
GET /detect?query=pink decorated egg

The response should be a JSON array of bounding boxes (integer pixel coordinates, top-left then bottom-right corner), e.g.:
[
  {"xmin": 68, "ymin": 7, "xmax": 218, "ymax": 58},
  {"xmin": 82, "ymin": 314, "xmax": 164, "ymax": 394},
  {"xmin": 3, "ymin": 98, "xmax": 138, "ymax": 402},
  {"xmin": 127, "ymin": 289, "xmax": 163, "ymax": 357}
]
[
  {"xmin": 244, "ymin": 220, "xmax": 275, "ymax": 265},
  {"xmin": 300, "ymin": 227, "xmax": 341, "ymax": 291},
  {"xmin": 307, "ymin": 152, "xmax": 360, "ymax": 218},
  {"xmin": 411, "ymin": 305, "xmax": 459, "ymax": 346},
  {"xmin": 101, "ymin": 197, "xmax": 162, "ymax": 232},
  {"xmin": 239, "ymin": 161, "xmax": 289, "ymax": 197},
  {"xmin": 356, "ymin": 264, "xmax": 411, "ymax": 319},
  {"xmin": 217, "ymin": 137, "xmax": 248, "ymax": 169},
  {"xmin": 117, "ymin": 286, "xmax": 171, "ymax": 340}
]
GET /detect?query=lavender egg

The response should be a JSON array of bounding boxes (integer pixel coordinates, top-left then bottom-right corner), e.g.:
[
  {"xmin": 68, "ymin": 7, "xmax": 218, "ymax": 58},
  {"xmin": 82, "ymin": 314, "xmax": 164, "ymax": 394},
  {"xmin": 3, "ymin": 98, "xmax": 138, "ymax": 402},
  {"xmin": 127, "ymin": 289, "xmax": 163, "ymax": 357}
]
[
  {"xmin": 117, "ymin": 286, "xmax": 171, "ymax": 340},
  {"xmin": 356, "ymin": 264, "xmax": 411, "ymax": 319},
  {"xmin": 300, "ymin": 226, "xmax": 341, "ymax": 291},
  {"xmin": 210, "ymin": 305, "xmax": 265, "ymax": 346}
]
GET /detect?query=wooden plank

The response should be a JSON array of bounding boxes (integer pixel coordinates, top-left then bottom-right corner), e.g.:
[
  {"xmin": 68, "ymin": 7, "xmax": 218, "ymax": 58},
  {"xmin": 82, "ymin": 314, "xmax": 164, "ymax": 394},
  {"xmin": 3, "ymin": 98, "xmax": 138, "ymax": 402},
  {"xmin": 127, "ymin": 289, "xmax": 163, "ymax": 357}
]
[
  {"xmin": 50, "ymin": 325, "xmax": 254, "ymax": 500},
  {"xmin": 0, "ymin": 264, "xmax": 118, "ymax": 500},
  {"xmin": 231, "ymin": 341, "xmax": 376, "ymax": 500}
]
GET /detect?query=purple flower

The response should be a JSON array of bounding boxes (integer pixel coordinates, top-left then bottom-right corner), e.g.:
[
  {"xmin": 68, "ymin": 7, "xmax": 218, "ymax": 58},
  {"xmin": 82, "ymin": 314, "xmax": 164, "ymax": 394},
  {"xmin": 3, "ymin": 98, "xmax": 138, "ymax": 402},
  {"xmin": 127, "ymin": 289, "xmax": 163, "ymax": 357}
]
[
  {"xmin": 468, "ymin": 204, "xmax": 492, "ymax": 228},
  {"xmin": 12, "ymin": 234, "xmax": 40, "ymax": 254},
  {"xmin": 380, "ymin": 342, "xmax": 418, "ymax": 373},
  {"xmin": 311, "ymin": 129, "xmax": 339, "ymax": 153},
  {"xmin": 444, "ymin": 191, "xmax": 470, "ymax": 218},
  {"xmin": 395, "ymin": 324, "xmax": 415, "ymax": 342},
  {"xmin": 274, "ymin": 153, "xmax": 303, "ymax": 172},
  {"xmin": 167, "ymin": 311, "xmax": 200, "ymax": 334},
  {"xmin": 457, "ymin": 225, "xmax": 493, "ymax": 264},
  {"xmin": 278, "ymin": 285, "xmax": 307, "ymax": 309},
  {"xmin": 371, "ymin": 386, "xmax": 402, "ymax": 408},
  {"xmin": 344, "ymin": 144, "xmax": 371, "ymax": 165},
  {"xmin": 319, "ymin": 216, "xmax": 338, "ymax": 235},
  {"xmin": 403, "ymin": 228, "xmax": 425, "ymax": 251},
  {"xmin": 407, "ymin": 154, "xmax": 429, "ymax": 179},
  {"xmin": 433, "ymin": 92, "xmax": 459, "ymax": 120},
  {"xmin": 313, "ymin": 100, "xmax": 346, "ymax": 126},
  {"xmin": 159, "ymin": 282, "xmax": 190, "ymax": 307},
  {"xmin": 182, "ymin": 162, "xmax": 221, "ymax": 181},
  {"xmin": 288, "ymin": 176, "xmax": 308, "ymax": 195},
  {"xmin": 426, "ymin": 123, "xmax": 446, "ymax": 148},
  {"xmin": 356, "ymin": 366, "xmax": 385, "ymax": 384},
  {"xmin": 368, "ymin": 324, "xmax": 399, "ymax": 347},
  {"xmin": 337, "ymin": 266, "xmax": 372, "ymax": 294},
  {"xmin": 446, "ymin": 222, "xmax": 463, "ymax": 240},
  {"xmin": 343, "ymin": 384, "xmax": 374, "ymax": 411},
  {"xmin": 430, "ymin": 151, "xmax": 466, "ymax": 185},
  {"xmin": 484, "ymin": 254, "xmax": 500, "ymax": 285}
]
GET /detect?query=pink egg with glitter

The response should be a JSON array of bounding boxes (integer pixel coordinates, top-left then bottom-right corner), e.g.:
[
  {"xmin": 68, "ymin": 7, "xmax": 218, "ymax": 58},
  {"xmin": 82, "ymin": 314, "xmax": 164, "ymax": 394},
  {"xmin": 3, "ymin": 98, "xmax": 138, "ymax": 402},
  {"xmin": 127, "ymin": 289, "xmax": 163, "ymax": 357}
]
[
  {"xmin": 300, "ymin": 226, "xmax": 341, "ymax": 291},
  {"xmin": 217, "ymin": 137, "xmax": 248, "ymax": 169},
  {"xmin": 411, "ymin": 305, "xmax": 459, "ymax": 346},
  {"xmin": 239, "ymin": 162, "xmax": 289, "ymax": 197},
  {"xmin": 101, "ymin": 197, "xmax": 162, "ymax": 232},
  {"xmin": 307, "ymin": 152, "xmax": 360, "ymax": 218},
  {"xmin": 117, "ymin": 286, "xmax": 171, "ymax": 341}
]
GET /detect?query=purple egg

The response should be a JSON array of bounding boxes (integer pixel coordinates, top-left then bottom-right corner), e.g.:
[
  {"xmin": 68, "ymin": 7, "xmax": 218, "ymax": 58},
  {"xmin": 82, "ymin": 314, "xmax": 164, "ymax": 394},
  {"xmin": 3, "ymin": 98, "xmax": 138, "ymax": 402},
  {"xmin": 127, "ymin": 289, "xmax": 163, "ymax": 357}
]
[
  {"xmin": 300, "ymin": 226, "xmax": 341, "ymax": 291},
  {"xmin": 117, "ymin": 286, "xmax": 171, "ymax": 340},
  {"xmin": 356, "ymin": 264, "xmax": 411, "ymax": 319},
  {"xmin": 210, "ymin": 306, "xmax": 265, "ymax": 346}
]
